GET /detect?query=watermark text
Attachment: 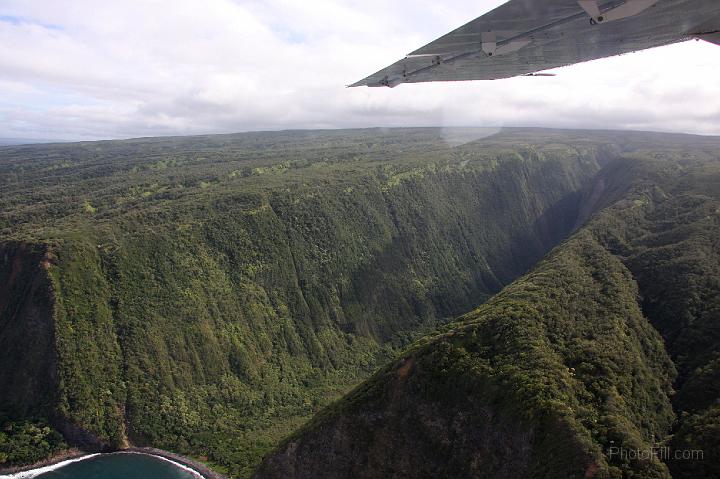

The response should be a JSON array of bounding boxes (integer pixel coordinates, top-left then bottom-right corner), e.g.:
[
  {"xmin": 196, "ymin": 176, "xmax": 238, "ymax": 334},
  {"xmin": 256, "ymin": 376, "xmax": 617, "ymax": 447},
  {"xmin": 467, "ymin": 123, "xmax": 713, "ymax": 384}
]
[{"xmin": 607, "ymin": 446, "xmax": 703, "ymax": 461}]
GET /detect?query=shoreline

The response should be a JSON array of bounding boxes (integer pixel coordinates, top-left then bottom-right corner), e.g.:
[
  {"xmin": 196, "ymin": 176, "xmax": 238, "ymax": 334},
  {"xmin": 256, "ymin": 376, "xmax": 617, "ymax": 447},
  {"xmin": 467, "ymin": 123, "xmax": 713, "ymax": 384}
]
[
  {"xmin": 121, "ymin": 448, "xmax": 227, "ymax": 479},
  {"xmin": 0, "ymin": 448, "xmax": 89, "ymax": 476},
  {"xmin": 0, "ymin": 448, "xmax": 227, "ymax": 479}
]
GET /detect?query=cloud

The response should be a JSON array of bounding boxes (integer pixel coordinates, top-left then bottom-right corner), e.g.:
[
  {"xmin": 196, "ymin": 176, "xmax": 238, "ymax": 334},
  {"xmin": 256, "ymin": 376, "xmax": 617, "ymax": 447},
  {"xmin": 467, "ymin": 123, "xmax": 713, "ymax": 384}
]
[{"xmin": 0, "ymin": 0, "xmax": 718, "ymax": 140}]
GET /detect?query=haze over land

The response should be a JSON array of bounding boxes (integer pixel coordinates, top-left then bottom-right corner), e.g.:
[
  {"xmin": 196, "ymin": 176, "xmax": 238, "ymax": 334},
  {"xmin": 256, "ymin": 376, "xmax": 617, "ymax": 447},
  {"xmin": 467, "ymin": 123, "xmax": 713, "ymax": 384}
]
[{"xmin": 1, "ymin": 0, "xmax": 720, "ymax": 141}]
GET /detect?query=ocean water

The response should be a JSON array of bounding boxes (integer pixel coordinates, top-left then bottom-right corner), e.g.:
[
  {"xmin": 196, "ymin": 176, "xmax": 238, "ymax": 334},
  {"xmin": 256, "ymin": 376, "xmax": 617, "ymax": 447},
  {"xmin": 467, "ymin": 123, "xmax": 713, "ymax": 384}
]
[{"xmin": 28, "ymin": 453, "xmax": 201, "ymax": 479}]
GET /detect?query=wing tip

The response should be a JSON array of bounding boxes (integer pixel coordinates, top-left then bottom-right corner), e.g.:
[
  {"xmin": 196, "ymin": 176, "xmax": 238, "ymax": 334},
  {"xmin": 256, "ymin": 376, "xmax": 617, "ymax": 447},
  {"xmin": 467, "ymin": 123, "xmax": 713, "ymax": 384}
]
[{"xmin": 348, "ymin": 76, "xmax": 403, "ymax": 88}]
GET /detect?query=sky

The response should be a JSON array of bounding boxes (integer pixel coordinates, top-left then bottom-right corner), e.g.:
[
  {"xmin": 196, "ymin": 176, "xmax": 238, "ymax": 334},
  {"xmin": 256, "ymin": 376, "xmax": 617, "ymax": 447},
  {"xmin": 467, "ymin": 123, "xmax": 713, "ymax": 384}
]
[{"xmin": 0, "ymin": 0, "xmax": 719, "ymax": 141}]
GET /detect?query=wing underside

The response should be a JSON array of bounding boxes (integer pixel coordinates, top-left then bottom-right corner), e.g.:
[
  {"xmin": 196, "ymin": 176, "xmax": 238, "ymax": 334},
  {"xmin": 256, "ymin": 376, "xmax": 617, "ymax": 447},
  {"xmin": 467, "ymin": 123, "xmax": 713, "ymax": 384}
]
[{"xmin": 351, "ymin": 0, "xmax": 720, "ymax": 87}]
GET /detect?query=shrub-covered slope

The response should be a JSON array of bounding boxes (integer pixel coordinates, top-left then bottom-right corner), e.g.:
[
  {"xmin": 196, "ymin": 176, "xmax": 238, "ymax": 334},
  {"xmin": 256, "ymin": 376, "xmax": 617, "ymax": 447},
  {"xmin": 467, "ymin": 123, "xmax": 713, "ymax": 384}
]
[
  {"xmin": 586, "ymin": 154, "xmax": 720, "ymax": 479},
  {"xmin": 1, "ymin": 128, "xmax": 615, "ymax": 475},
  {"xmin": 3, "ymin": 128, "xmax": 719, "ymax": 478},
  {"xmin": 253, "ymin": 224, "xmax": 677, "ymax": 479},
  {"xmin": 254, "ymin": 135, "xmax": 720, "ymax": 479}
]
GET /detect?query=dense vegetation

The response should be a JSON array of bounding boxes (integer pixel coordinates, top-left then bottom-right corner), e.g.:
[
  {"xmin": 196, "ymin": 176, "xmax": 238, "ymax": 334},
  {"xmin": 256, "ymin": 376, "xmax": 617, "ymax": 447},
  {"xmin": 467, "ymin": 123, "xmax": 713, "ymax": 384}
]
[
  {"xmin": 586, "ymin": 154, "xmax": 720, "ymax": 479},
  {"xmin": 0, "ymin": 418, "xmax": 67, "ymax": 466},
  {"xmin": 2, "ymin": 128, "xmax": 719, "ymax": 478},
  {"xmin": 1, "ymin": 128, "xmax": 612, "ymax": 476},
  {"xmin": 256, "ymin": 135, "xmax": 720, "ymax": 479},
  {"xmin": 257, "ymin": 228, "xmax": 676, "ymax": 478}
]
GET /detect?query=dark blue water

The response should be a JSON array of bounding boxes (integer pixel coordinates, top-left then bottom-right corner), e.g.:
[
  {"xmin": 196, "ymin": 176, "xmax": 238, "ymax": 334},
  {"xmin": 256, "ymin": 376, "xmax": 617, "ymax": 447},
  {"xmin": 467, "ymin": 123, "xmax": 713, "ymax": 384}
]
[{"xmin": 34, "ymin": 453, "xmax": 200, "ymax": 479}]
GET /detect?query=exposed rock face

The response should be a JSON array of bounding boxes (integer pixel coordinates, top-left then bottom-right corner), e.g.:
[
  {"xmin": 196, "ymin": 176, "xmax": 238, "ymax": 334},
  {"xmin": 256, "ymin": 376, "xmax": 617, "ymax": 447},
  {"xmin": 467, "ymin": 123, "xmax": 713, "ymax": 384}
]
[{"xmin": 0, "ymin": 242, "xmax": 58, "ymax": 417}]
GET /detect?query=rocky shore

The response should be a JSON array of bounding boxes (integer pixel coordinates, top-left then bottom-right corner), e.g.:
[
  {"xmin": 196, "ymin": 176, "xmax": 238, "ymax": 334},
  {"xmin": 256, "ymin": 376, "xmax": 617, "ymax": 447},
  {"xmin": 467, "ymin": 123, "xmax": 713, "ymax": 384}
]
[{"xmin": 122, "ymin": 448, "xmax": 228, "ymax": 479}]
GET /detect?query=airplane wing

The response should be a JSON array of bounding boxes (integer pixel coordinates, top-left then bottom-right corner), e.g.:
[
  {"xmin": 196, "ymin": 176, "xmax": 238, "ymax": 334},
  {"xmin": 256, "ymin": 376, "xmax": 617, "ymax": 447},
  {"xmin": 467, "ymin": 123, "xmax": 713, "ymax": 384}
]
[{"xmin": 351, "ymin": 0, "xmax": 720, "ymax": 87}]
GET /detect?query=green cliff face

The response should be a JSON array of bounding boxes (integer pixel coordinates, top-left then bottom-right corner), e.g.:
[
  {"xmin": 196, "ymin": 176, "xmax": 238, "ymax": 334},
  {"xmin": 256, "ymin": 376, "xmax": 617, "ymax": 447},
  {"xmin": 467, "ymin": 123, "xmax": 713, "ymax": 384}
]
[
  {"xmin": 2, "ymin": 128, "xmax": 719, "ymax": 478},
  {"xmin": 255, "ymin": 230, "xmax": 676, "ymax": 479},
  {"xmin": 253, "ymin": 133, "xmax": 720, "ymax": 479},
  {"xmin": 0, "ymin": 128, "xmax": 610, "ymax": 476}
]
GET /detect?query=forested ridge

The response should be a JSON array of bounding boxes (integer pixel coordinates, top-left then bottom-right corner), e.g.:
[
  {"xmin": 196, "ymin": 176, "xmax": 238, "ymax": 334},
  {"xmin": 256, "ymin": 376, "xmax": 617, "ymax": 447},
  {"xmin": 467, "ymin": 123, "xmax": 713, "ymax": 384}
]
[
  {"xmin": 255, "ymin": 131, "xmax": 720, "ymax": 479},
  {"xmin": 1, "ymin": 128, "xmax": 719, "ymax": 478}
]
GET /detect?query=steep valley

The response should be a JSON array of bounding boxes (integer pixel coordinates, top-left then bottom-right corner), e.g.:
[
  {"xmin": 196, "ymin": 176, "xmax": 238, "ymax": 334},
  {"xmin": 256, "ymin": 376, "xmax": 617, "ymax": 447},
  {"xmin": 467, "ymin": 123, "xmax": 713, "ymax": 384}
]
[
  {"xmin": 254, "ymin": 131, "xmax": 720, "ymax": 479},
  {"xmin": 1, "ymin": 128, "xmax": 719, "ymax": 478}
]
